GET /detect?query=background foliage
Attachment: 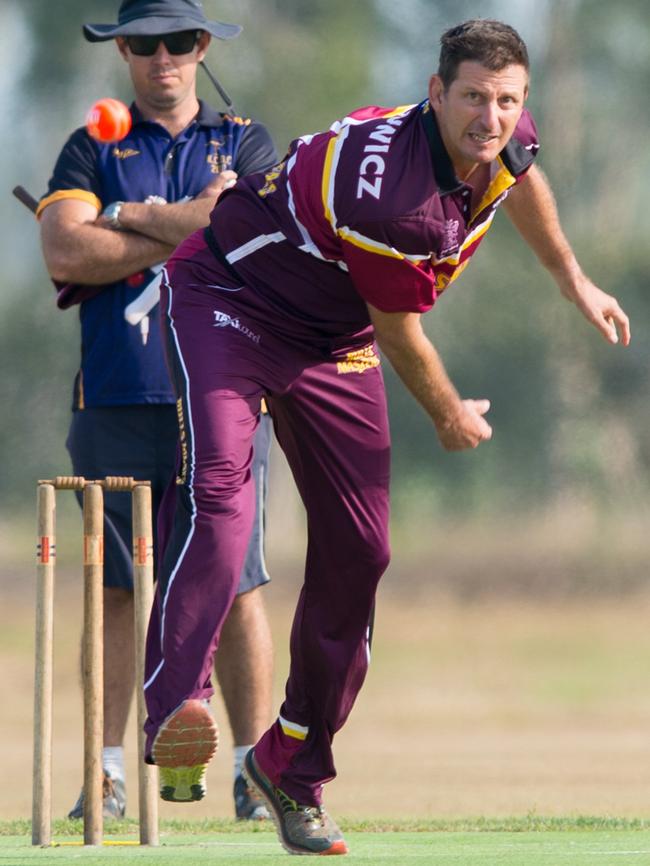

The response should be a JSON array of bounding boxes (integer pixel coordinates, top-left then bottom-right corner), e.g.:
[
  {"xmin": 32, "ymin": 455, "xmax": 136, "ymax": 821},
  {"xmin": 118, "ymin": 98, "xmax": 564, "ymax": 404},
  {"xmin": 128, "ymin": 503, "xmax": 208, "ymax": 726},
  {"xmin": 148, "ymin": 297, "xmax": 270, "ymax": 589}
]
[{"xmin": 2, "ymin": 0, "xmax": 650, "ymax": 532}]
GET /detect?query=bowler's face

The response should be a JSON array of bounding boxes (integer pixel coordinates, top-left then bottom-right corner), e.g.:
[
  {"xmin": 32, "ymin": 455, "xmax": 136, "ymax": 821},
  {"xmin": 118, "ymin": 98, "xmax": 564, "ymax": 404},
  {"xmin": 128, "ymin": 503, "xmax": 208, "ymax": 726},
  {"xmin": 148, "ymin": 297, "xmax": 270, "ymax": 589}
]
[{"xmin": 429, "ymin": 61, "xmax": 528, "ymax": 179}]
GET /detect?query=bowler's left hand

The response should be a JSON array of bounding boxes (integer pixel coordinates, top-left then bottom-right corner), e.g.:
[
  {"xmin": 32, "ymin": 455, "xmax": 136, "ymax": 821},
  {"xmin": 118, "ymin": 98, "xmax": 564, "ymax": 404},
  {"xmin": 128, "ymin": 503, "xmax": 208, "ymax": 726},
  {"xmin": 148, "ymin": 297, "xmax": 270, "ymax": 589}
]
[{"xmin": 564, "ymin": 276, "xmax": 630, "ymax": 346}]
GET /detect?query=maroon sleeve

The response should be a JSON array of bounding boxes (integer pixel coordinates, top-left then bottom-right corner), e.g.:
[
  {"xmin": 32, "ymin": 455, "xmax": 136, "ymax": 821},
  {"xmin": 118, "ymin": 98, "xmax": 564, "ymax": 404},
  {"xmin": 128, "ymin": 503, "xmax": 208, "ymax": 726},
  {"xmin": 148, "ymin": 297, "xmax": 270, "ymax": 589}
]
[
  {"xmin": 338, "ymin": 208, "xmax": 442, "ymax": 313},
  {"xmin": 340, "ymin": 237, "xmax": 437, "ymax": 313}
]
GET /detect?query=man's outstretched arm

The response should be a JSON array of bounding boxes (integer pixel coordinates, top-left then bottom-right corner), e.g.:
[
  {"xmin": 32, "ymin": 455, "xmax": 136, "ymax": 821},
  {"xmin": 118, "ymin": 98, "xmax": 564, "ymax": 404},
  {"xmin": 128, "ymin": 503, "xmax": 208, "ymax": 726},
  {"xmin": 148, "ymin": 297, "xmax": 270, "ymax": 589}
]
[
  {"xmin": 503, "ymin": 164, "xmax": 630, "ymax": 346},
  {"xmin": 368, "ymin": 304, "xmax": 492, "ymax": 451}
]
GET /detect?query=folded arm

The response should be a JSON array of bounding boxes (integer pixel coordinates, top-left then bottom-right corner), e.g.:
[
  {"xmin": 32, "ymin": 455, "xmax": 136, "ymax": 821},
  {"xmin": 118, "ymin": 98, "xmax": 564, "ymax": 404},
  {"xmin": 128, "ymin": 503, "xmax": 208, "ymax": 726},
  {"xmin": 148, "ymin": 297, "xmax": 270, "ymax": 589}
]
[
  {"xmin": 39, "ymin": 171, "xmax": 237, "ymax": 285},
  {"xmin": 503, "ymin": 164, "xmax": 630, "ymax": 346},
  {"xmin": 40, "ymin": 198, "xmax": 174, "ymax": 285},
  {"xmin": 368, "ymin": 304, "xmax": 492, "ymax": 451},
  {"xmin": 114, "ymin": 170, "xmax": 237, "ymax": 246}
]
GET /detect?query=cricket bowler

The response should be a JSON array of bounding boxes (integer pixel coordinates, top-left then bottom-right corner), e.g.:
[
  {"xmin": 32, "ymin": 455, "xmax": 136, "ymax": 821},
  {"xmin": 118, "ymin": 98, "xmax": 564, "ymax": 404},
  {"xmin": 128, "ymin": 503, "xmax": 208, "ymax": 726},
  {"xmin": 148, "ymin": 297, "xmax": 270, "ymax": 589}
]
[{"xmin": 143, "ymin": 19, "xmax": 630, "ymax": 855}]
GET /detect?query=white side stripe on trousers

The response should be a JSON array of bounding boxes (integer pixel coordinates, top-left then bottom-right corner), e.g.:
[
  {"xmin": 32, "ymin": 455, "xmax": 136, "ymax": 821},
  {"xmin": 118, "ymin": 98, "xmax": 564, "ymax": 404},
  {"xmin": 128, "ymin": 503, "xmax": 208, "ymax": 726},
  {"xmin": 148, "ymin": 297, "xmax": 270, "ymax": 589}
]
[{"xmin": 144, "ymin": 273, "xmax": 199, "ymax": 692}]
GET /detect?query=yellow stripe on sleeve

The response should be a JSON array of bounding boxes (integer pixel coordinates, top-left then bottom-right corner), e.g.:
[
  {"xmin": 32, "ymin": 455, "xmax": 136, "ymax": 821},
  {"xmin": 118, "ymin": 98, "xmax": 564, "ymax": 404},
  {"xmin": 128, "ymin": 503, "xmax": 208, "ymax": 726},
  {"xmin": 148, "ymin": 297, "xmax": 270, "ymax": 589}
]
[
  {"xmin": 337, "ymin": 226, "xmax": 428, "ymax": 263},
  {"xmin": 36, "ymin": 189, "xmax": 102, "ymax": 219},
  {"xmin": 380, "ymin": 104, "xmax": 414, "ymax": 118},
  {"xmin": 321, "ymin": 136, "xmax": 339, "ymax": 229}
]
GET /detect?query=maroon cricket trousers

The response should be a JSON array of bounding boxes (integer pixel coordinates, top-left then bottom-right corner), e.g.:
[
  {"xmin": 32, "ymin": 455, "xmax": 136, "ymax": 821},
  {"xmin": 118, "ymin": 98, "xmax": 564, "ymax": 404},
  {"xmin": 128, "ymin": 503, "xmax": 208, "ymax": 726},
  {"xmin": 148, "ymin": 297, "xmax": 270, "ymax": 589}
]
[{"xmin": 144, "ymin": 231, "xmax": 391, "ymax": 805}]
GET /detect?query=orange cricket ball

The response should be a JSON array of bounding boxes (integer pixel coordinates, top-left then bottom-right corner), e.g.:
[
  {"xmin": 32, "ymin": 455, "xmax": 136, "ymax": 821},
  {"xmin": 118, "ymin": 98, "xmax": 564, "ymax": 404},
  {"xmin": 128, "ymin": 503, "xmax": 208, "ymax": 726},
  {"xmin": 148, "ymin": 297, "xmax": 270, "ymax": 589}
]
[{"xmin": 85, "ymin": 98, "xmax": 132, "ymax": 143}]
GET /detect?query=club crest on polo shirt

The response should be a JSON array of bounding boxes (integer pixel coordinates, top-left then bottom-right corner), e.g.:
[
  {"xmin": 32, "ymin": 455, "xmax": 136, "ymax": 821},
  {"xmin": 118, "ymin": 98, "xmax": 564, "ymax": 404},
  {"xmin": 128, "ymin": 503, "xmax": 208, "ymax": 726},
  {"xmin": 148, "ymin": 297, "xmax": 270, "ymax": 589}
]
[
  {"xmin": 213, "ymin": 310, "xmax": 260, "ymax": 343},
  {"xmin": 207, "ymin": 140, "xmax": 233, "ymax": 175}
]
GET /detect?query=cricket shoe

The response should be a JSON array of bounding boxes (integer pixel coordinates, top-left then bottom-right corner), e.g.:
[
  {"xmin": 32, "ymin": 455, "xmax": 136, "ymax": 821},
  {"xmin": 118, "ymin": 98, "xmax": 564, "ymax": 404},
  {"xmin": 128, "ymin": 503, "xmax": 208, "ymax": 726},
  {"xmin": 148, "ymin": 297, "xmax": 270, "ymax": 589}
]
[
  {"xmin": 67, "ymin": 771, "xmax": 126, "ymax": 820},
  {"xmin": 234, "ymin": 772, "xmax": 270, "ymax": 821},
  {"xmin": 152, "ymin": 699, "xmax": 218, "ymax": 802},
  {"xmin": 243, "ymin": 749, "xmax": 348, "ymax": 855}
]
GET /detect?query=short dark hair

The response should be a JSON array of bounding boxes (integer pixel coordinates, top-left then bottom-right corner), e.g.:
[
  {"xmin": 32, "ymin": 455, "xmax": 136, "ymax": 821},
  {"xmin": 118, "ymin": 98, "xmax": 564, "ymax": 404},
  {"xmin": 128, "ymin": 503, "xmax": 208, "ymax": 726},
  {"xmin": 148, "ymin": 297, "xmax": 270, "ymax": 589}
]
[{"xmin": 438, "ymin": 19, "xmax": 529, "ymax": 89}]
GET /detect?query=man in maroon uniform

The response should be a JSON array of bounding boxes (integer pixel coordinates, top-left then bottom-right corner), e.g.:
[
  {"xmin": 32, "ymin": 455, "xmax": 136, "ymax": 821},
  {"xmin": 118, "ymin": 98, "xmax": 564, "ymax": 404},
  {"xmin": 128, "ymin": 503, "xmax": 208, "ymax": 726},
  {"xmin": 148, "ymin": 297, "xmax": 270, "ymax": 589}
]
[{"xmin": 144, "ymin": 20, "xmax": 629, "ymax": 854}]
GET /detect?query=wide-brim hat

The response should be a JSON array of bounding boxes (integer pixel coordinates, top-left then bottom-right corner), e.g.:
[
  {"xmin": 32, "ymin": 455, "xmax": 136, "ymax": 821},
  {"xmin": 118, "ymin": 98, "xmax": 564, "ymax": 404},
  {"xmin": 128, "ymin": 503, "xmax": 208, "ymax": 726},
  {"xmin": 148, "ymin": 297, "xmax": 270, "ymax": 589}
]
[{"xmin": 83, "ymin": 0, "xmax": 241, "ymax": 42}]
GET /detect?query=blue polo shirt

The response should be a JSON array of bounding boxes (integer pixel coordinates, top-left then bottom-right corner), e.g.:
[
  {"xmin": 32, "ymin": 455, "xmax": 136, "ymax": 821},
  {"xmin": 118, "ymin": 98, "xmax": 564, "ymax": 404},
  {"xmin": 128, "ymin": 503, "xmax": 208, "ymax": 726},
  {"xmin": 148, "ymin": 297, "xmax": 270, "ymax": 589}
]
[{"xmin": 39, "ymin": 101, "xmax": 277, "ymax": 408}]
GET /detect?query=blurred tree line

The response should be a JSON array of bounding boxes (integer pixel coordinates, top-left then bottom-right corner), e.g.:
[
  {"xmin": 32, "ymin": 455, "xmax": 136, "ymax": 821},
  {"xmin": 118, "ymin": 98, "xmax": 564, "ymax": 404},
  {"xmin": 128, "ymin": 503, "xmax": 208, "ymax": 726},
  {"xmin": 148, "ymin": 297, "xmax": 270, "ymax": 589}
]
[{"xmin": 1, "ymin": 0, "xmax": 649, "ymax": 527}]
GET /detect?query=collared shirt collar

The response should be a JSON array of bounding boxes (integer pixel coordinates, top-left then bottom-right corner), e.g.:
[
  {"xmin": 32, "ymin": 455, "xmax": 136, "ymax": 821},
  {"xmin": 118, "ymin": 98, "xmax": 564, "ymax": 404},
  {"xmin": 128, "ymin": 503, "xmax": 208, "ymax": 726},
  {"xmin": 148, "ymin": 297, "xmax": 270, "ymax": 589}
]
[
  {"xmin": 129, "ymin": 99, "xmax": 224, "ymax": 133},
  {"xmin": 500, "ymin": 132, "xmax": 536, "ymax": 176},
  {"xmin": 194, "ymin": 100, "xmax": 226, "ymax": 128},
  {"xmin": 420, "ymin": 101, "xmax": 464, "ymax": 195},
  {"xmin": 420, "ymin": 100, "xmax": 535, "ymax": 194}
]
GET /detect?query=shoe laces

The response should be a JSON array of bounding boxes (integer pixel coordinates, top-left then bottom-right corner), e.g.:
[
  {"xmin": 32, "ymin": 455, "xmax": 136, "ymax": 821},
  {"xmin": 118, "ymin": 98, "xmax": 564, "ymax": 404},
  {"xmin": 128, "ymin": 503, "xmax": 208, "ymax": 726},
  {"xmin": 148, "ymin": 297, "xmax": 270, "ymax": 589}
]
[
  {"xmin": 273, "ymin": 783, "xmax": 325, "ymax": 825},
  {"xmin": 275, "ymin": 786, "xmax": 300, "ymax": 815},
  {"xmin": 300, "ymin": 805, "xmax": 326, "ymax": 826}
]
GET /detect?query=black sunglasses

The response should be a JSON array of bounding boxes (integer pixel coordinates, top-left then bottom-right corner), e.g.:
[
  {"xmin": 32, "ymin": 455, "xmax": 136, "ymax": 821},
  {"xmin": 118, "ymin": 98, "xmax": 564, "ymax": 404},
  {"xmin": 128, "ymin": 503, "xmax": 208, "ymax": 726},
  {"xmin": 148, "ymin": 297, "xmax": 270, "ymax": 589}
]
[{"xmin": 126, "ymin": 30, "xmax": 200, "ymax": 56}]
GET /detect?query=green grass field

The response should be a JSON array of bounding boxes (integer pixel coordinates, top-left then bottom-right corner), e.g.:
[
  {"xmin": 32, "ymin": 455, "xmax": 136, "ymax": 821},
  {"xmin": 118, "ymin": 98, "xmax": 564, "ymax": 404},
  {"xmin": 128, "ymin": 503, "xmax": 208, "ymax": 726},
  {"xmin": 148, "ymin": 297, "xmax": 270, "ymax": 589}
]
[
  {"xmin": 5, "ymin": 518, "xmax": 650, "ymax": 863},
  {"xmin": 4, "ymin": 819, "xmax": 650, "ymax": 865}
]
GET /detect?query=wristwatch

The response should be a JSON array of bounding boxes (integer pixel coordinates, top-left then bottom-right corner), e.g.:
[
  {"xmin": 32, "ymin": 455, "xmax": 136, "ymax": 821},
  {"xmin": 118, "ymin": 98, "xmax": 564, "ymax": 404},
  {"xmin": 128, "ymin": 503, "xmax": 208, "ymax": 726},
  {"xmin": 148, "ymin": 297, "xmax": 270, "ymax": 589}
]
[{"xmin": 102, "ymin": 200, "xmax": 125, "ymax": 230}]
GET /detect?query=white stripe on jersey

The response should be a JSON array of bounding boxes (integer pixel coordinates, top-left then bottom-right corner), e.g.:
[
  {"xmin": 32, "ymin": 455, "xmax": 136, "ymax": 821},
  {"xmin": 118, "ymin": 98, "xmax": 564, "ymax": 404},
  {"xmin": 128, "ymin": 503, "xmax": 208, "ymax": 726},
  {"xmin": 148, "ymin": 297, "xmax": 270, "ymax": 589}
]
[
  {"xmin": 225, "ymin": 232, "xmax": 286, "ymax": 265},
  {"xmin": 323, "ymin": 125, "xmax": 350, "ymax": 232},
  {"xmin": 285, "ymin": 151, "xmax": 325, "ymax": 259},
  {"xmin": 285, "ymin": 169, "xmax": 349, "ymax": 270}
]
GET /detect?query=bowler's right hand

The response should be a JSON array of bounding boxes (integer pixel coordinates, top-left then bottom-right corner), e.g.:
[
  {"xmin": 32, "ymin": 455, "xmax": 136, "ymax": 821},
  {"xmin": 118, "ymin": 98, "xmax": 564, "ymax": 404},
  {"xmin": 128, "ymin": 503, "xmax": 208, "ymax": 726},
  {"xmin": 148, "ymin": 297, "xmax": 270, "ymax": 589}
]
[{"xmin": 435, "ymin": 399, "xmax": 492, "ymax": 451}]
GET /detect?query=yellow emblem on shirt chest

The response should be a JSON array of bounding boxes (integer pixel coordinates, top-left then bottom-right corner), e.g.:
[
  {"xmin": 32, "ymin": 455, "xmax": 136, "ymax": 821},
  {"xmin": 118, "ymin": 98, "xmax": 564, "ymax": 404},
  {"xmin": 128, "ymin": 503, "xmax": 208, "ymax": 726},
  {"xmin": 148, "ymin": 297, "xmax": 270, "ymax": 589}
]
[{"xmin": 112, "ymin": 146, "xmax": 140, "ymax": 159}]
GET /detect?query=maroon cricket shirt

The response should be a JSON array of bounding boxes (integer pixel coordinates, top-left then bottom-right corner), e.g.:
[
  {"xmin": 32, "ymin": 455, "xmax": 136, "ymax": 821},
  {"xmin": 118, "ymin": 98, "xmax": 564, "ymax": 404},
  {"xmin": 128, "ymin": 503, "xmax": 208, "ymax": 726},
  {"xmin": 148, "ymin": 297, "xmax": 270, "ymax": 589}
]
[{"xmin": 207, "ymin": 99, "xmax": 539, "ymax": 339}]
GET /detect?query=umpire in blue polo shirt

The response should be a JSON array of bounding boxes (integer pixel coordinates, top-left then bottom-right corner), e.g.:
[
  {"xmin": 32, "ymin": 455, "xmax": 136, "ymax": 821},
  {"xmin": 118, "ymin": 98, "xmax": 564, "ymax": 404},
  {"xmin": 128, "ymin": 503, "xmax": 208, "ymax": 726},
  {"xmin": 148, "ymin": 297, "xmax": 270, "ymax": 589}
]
[{"xmin": 38, "ymin": 0, "xmax": 277, "ymax": 821}]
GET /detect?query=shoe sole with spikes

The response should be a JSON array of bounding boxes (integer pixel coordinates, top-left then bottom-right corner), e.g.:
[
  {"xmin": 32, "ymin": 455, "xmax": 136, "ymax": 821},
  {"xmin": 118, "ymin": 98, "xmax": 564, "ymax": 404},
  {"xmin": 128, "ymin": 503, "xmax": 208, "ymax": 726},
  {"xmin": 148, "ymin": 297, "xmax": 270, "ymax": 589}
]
[{"xmin": 152, "ymin": 699, "xmax": 218, "ymax": 802}]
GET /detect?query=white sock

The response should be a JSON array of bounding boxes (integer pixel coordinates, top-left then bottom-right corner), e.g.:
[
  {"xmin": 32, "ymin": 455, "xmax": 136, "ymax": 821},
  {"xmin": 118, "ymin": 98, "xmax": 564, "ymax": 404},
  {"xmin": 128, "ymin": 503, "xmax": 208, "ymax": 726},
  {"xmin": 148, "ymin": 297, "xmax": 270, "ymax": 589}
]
[
  {"xmin": 233, "ymin": 745, "xmax": 253, "ymax": 780},
  {"xmin": 103, "ymin": 746, "xmax": 125, "ymax": 784}
]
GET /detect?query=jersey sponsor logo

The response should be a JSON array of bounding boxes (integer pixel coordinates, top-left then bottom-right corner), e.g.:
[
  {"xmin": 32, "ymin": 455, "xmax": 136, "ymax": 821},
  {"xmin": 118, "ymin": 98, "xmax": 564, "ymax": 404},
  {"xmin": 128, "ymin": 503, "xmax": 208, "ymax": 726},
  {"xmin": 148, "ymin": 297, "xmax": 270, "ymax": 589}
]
[
  {"xmin": 336, "ymin": 345, "xmax": 380, "ymax": 375},
  {"xmin": 440, "ymin": 219, "xmax": 460, "ymax": 256},
  {"xmin": 213, "ymin": 310, "xmax": 261, "ymax": 343},
  {"xmin": 112, "ymin": 146, "xmax": 140, "ymax": 160},
  {"xmin": 356, "ymin": 115, "xmax": 406, "ymax": 201}
]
